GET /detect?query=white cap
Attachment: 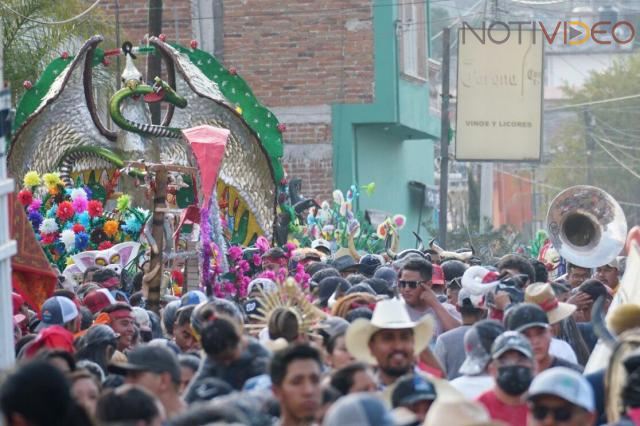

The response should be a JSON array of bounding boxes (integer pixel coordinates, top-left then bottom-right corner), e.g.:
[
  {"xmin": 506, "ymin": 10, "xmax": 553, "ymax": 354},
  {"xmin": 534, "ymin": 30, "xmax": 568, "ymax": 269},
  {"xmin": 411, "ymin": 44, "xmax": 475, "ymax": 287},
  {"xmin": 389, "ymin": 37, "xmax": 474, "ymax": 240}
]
[
  {"xmin": 132, "ymin": 307, "xmax": 151, "ymax": 332},
  {"xmin": 528, "ymin": 367, "xmax": 595, "ymax": 412},
  {"xmin": 311, "ymin": 239, "xmax": 331, "ymax": 252}
]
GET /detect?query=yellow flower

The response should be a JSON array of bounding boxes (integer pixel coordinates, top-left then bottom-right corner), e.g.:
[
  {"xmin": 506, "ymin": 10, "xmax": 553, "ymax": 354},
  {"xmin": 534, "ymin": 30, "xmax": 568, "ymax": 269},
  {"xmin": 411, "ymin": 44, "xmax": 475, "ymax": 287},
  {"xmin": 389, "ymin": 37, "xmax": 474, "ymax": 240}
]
[
  {"xmin": 103, "ymin": 220, "xmax": 119, "ymax": 237},
  {"xmin": 23, "ymin": 171, "xmax": 41, "ymax": 187},
  {"xmin": 42, "ymin": 172, "xmax": 62, "ymax": 189}
]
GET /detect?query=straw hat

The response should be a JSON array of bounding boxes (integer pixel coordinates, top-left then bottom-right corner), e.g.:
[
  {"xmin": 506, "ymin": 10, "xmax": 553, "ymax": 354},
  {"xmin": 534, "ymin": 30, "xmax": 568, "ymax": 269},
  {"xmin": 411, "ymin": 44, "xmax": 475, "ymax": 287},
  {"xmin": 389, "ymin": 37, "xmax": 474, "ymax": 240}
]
[
  {"xmin": 524, "ymin": 282, "xmax": 576, "ymax": 324},
  {"xmin": 345, "ymin": 298, "xmax": 434, "ymax": 365},
  {"xmin": 424, "ymin": 399, "xmax": 506, "ymax": 426}
]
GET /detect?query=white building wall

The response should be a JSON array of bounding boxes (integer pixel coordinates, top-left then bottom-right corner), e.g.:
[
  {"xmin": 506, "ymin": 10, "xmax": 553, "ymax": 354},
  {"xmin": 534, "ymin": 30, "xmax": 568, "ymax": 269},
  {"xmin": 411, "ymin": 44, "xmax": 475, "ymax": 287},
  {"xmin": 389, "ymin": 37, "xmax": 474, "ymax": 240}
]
[{"xmin": 0, "ymin": 18, "xmax": 17, "ymax": 369}]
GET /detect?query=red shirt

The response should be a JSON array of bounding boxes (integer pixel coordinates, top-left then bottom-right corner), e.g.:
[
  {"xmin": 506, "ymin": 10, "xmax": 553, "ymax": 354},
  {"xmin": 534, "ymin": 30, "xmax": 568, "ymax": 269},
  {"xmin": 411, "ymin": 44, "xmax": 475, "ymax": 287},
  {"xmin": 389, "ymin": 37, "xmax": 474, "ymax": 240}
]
[{"xmin": 477, "ymin": 389, "xmax": 528, "ymax": 426}]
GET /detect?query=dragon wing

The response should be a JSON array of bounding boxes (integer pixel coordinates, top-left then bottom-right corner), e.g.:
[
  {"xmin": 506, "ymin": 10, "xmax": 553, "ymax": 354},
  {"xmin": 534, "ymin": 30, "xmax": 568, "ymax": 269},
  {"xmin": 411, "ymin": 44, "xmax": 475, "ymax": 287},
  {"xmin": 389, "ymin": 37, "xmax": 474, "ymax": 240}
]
[
  {"xmin": 8, "ymin": 36, "xmax": 120, "ymax": 183},
  {"xmin": 150, "ymin": 37, "xmax": 282, "ymax": 243}
]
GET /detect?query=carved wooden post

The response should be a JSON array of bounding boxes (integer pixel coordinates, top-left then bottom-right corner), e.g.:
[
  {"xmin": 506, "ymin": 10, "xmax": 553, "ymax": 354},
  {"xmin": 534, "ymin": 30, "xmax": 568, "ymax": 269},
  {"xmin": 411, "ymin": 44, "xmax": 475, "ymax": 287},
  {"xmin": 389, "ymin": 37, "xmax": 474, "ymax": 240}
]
[{"xmin": 147, "ymin": 166, "xmax": 167, "ymax": 315}]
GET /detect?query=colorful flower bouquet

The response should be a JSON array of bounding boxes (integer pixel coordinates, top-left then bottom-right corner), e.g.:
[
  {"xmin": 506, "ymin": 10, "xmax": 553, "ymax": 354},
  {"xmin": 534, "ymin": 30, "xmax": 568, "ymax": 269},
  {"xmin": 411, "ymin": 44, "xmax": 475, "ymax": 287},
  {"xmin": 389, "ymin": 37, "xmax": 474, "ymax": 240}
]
[
  {"xmin": 288, "ymin": 184, "xmax": 404, "ymax": 254},
  {"xmin": 19, "ymin": 171, "xmax": 150, "ymax": 272}
]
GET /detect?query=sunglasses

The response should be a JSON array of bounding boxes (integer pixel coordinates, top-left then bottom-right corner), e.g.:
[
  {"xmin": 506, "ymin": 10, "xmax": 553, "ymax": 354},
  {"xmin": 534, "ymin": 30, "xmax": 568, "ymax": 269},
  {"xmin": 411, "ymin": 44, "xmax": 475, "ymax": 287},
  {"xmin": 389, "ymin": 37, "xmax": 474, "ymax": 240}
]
[
  {"xmin": 531, "ymin": 405, "xmax": 575, "ymax": 422},
  {"xmin": 398, "ymin": 280, "xmax": 426, "ymax": 289}
]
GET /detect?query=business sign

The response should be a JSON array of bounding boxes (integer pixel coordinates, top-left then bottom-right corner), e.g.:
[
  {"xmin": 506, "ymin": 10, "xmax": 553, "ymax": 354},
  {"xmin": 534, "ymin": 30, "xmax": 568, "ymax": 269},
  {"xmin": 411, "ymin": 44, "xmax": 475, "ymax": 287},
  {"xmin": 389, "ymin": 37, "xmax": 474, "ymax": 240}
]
[{"xmin": 455, "ymin": 29, "xmax": 543, "ymax": 161}]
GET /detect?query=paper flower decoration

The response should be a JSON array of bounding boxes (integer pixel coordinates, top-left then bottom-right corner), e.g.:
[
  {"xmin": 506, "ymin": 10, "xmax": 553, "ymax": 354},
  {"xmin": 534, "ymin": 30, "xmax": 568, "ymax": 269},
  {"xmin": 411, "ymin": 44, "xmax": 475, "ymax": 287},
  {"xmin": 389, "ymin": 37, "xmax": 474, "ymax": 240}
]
[
  {"xmin": 393, "ymin": 214, "xmax": 407, "ymax": 230},
  {"xmin": 23, "ymin": 171, "xmax": 41, "ymax": 188}
]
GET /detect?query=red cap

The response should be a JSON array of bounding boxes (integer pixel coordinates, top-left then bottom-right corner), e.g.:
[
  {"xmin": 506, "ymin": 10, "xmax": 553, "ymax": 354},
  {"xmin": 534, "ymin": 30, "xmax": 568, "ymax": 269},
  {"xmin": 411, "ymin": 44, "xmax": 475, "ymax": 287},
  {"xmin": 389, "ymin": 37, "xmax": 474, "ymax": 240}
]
[
  {"xmin": 432, "ymin": 264, "xmax": 445, "ymax": 286},
  {"xmin": 83, "ymin": 290, "xmax": 114, "ymax": 314},
  {"xmin": 25, "ymin": 325, "xmax": 75, "ymax": 358}
]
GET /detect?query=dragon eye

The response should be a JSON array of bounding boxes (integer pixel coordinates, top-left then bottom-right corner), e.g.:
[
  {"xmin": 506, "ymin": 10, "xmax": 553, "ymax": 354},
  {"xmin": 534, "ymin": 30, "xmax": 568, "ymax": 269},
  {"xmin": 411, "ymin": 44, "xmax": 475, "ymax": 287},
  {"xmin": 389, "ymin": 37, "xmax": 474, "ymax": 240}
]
[
  {"xmin": 95, "ymin": 258, "xmax": 107, "ymax": 266},
  {"xmin": 110, "ymin": 254, "xmax": 121, "ymax": 264}
]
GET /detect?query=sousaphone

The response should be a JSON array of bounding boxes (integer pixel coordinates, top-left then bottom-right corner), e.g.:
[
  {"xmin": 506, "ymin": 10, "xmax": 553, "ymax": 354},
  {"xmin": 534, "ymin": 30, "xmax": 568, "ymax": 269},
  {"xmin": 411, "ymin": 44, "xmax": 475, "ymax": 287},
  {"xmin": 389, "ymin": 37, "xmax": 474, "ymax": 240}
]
[{"xmin": 546, "ymin": 185, "xmax": 627, "ymax": 268}]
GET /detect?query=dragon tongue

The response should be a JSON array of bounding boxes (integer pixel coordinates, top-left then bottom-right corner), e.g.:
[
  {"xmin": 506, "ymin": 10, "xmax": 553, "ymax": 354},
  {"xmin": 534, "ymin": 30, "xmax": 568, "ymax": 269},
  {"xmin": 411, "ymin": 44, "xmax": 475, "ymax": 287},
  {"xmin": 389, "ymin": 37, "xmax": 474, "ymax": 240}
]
[{"xmin": 143, "ymin": 90, "xmax": 164, "ymax": 103}]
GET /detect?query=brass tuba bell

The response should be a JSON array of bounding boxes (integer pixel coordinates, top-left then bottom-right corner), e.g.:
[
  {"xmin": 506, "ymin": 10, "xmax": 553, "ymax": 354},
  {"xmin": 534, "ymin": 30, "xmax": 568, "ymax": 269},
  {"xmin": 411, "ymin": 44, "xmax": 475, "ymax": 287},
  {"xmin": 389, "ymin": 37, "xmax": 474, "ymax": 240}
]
[{"xmin": 546, "ymin": 185, "xmax": 627, "ymax": 268}]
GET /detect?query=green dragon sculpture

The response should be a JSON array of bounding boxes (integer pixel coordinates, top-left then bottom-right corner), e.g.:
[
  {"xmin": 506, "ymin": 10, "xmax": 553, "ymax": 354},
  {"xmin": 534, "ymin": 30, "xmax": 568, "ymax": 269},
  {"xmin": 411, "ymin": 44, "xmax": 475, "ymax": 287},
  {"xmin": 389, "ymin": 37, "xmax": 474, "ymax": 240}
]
[{"xmin": 8, "ymin": 35, "xmax": 285, "ymax": 245}]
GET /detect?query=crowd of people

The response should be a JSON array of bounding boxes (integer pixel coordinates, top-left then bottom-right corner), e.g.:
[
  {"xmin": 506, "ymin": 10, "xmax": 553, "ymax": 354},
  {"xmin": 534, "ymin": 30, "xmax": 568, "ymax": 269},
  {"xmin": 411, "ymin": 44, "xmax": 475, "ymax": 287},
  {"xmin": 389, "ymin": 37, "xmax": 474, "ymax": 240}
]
[{"xmin": 1, "ymin": 241, "xmax": 636, "ymax": 426}]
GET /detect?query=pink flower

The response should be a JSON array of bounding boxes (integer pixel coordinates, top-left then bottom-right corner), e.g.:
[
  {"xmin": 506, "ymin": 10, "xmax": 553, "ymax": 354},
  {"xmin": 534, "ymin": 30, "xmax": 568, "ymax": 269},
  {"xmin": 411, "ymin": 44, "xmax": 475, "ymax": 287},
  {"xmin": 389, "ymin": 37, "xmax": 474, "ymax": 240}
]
[
  {"xmin": 227, "ymin": 245, "xmax": 243, "ymax": 261},
  {"xmin": 28, "ymin": 199, "xmax": 42, "ymax": 213},
  {"xmin": 277, "ymin": 268, "xmax": 287, "ymax": 282},
  {"xmin": 213, "ymin": 283, "xmax": 224, "ymax": 298},
  {"xmin": 224, "ymin": 282, "xmax": 237, "ymax": 296},
  {"xmin": 72, "ymin": 197, "xmax": 88, "ymax": 213},
  {"xmin": 255, "ymin": 236, "xmax": 270, "ymax": 254},
  {"xmin": 238, "ymin": 260, "xmax": 250, "ymax": 273},
  {"xmin": 260, "ymin": 270, "xmax": 277, "ymax": 281},
  {"xmin": 252, "ymin": 254, "xmax": 262, "ymax": 267}
]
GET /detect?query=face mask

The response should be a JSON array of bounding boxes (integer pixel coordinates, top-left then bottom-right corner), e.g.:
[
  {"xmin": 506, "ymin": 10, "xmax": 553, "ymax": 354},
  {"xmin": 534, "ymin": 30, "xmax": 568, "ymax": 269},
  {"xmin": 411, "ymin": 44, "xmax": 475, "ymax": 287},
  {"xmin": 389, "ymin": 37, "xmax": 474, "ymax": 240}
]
[{"xmin": 496, "ymin": 365, "xmax": 533, "ymax": 396}]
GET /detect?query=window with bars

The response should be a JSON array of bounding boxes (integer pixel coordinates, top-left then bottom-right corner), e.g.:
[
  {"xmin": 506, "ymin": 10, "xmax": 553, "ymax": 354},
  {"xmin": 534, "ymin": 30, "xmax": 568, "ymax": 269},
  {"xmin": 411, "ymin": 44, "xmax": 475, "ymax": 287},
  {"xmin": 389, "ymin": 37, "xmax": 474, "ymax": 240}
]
[{"xmin": 398, "ymin": 0, "xmax": 428, "ymax": 81}]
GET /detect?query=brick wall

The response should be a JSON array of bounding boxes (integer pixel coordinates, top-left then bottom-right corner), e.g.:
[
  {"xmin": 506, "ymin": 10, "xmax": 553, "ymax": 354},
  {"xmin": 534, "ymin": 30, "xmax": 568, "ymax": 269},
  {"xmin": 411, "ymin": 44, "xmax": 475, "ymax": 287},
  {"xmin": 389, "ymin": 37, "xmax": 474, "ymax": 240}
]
[
  {"xmin": 99, "ymin": 0, "xmax": 193, "ymax": 45},
  {"xmin": 224, "ymin": 0, "xmax": 374, "ymax": 199},
  {"xmin": 223, "ymin": 0, "xmax": 374, "ymax": 106}
]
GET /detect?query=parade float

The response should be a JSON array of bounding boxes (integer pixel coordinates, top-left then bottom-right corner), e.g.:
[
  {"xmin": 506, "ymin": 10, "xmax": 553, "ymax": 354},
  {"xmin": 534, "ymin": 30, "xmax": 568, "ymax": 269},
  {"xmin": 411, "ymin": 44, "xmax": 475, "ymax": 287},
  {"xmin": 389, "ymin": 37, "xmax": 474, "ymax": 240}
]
[
  {"xmin": 7, "ymin": 35, "xmax": 405, "ymax": 311},
  {"xmin": 8, "ymin": 35, "xmax": 286, "ymax": 309}
]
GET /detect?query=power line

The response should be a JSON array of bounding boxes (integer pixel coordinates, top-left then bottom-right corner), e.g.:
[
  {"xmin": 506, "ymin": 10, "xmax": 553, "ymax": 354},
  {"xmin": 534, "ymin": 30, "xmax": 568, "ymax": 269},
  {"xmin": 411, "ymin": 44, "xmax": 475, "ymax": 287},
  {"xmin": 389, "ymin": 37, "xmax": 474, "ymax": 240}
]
[
  {"xmin": 500, "ymin": 167, "xmax": 640, "ymax": 207},
  {"xmin": 547, "ymin": 94, "xmax": 640, "ymax": 112},
  {"xmin": 0, "ymin": 0, "xmax": 102, "ymax": 25},
  {"xmin": 593, "ymin": 136, "xmax": 640, "ymax": 181}
]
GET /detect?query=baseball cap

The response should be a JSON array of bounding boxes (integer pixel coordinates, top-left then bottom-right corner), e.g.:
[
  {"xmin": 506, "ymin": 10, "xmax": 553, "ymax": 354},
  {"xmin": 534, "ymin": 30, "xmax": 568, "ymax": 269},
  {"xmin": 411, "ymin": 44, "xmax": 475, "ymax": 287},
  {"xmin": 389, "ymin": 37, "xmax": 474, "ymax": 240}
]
[
  {"xmin": 317, "ymin": 316, "xmax": 349, "ymax": 340},
  {"xmin": 24, "ymin": 325, "xmax": 76, "ymax": 358},
  {"xmin": 38, "ymin": 296, "xmax": 79, "ymax": 330},
  {"xmin": 457, "ymin": 287, "xmax": 485, "ymax": 309},
  {"xmin": 606, "ymin": 256, "xmax": 625, "ymax": 270},
  {"xmin": 333, "ymin": 255, "xmax": 359, "ymax": 273},
  {"xmin": 92, "ymin": 268, "xmax": 120, "ymax": 289},
  {"xmin": 391, "ymin": 375, "xmax": 437, "ymax": 408},
  {"xmin": 359, "ymin": 254, "xmax": 382, "ymax": 277},
  {"xmin": 505, "ymin": 303, "xmax": 549, "ymax": 332},
  {"xmin": 373, "ymin": 266, "xmax": 397, "ymax": 287},
  {"xmin": 109, "ymin": 345, "xmax": 181, "ymax": 384},
  {"xmin": 83, "ymin": 289, "xmax": 116, "ymax": 314},
  {"xmin": 132, "ymin": 307, "xmax": 152, "ymax": 332},
  {"xmin": 180, "ymin": 290, "xmax": 208, "ymax": 307},
  {"xmin": 243, "ymin": 298, "xmax": 262, "ymax": 318},
  {"xmin": 324, "ymin": 393, "xmax": 395, "ymax": 426},
  {"xmin": 247, "ymin": 278, "xmax": 277, "ymax": 295},
  {"xmin": 79, "ymin": 324, "xmax": 119, "ymax": 349},
  {"xmin": 188, "ymin": 377, "xmax": 233, "ymax": 403},
  {"xmin": 431, "ymin": 264, "xmax": 445, "ymax": 286},
  {"xmin": 262, "ymin": 247, "xmax": 287, "ymax": 260},
  {"xmin": 528, "ymin": 367, "xmax": 595, "ymax": 412},
  {"xmin": 459, "ymin": 320, "xmax": 505, "ymax": 376},
  {"xmin": 311, "ymin": 238, "xmax": 331, "ymax": 254},
  {"xmin": 491, "ymin": 331, "xmax": 534, "ymax": 360}
]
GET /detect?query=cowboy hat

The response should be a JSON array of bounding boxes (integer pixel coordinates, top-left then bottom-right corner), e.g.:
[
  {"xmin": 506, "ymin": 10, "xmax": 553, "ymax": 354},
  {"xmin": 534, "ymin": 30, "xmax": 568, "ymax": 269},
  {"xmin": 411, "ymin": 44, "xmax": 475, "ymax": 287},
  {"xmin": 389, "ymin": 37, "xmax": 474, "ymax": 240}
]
[
  {"xmin": 424, "ymin": 399, "xmax": 506, "ymax": 426},
  {"xmin": 345, "ymin": 298, "xmax": 434, "ymax": 365},
  {"xmin": 524, "ymin": 282, "xmax": 576, "ymax": 324}
]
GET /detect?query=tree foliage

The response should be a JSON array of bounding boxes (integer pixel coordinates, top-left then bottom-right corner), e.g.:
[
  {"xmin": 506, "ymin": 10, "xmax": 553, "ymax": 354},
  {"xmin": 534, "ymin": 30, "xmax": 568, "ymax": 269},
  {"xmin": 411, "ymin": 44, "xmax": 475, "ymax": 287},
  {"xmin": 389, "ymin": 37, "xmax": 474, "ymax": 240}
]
[
  {"xmin": 544, "ymin": 54, "xmax": 640, "ymax": 225},
  {"xmin": 2, "ymin": 0, "xmax": 115, "ymax": 102}
]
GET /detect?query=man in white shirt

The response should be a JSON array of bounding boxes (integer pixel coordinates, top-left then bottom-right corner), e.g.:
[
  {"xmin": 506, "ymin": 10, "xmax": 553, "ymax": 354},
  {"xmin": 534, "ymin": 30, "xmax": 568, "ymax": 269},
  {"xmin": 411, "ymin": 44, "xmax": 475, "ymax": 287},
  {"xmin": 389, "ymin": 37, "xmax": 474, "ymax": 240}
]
[{"xmin": 451, "ymin": 320, "xmax": 505, "ymax": 399}]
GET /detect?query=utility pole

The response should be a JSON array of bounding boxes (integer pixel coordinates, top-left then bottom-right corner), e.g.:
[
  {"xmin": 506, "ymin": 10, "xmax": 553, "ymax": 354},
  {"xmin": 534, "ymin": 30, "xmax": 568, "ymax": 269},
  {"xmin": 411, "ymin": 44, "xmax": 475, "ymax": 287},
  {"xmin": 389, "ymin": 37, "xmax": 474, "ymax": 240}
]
[
  {"xmin": 147, "ymin": 0, "xmax": 163, "ymax": 124},
  {"xmin": 583, "ymin": 108, "xmax": 595, "ymax": 185},
  {"xmin": 438, "ymin": 26, "xmax": 451, "ymax": 248}
]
